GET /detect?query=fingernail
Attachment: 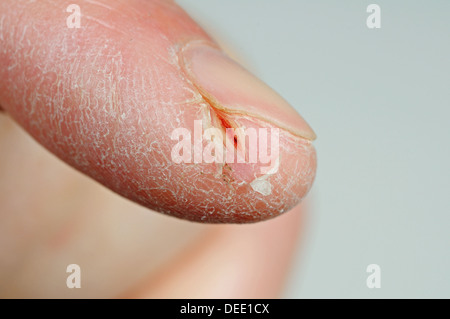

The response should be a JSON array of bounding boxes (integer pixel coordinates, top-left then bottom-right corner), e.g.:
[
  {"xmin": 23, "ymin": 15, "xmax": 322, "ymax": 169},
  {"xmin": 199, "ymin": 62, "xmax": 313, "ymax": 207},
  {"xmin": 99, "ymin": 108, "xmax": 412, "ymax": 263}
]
[{"xmin": 180, "ymin": 42, "xmax": 316, "ymax": 140}]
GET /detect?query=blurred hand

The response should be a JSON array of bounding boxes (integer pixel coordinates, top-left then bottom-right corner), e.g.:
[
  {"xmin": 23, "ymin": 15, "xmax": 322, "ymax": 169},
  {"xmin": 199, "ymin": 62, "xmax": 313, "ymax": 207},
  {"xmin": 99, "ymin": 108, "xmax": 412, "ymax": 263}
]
[{"xmin": 0, "ymin": 0, "xmax": 315, "ymax": 298}]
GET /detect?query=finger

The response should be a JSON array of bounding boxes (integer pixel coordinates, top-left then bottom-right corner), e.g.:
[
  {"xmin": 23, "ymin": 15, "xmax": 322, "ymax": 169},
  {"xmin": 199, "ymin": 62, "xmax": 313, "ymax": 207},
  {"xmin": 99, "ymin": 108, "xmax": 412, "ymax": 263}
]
[
  {"xmin": 0, "ymin": 0, "xmax": 316, "ymax": 223},
  {"xmin": 123, "ymin": 204, "xmax": 305, "ymax": 298}
]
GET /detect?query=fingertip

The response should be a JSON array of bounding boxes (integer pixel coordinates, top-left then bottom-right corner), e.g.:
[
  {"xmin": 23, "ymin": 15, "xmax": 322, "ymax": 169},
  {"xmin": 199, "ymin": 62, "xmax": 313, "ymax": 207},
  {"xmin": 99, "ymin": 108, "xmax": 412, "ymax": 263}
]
[{"xmin": 0, "ymin": 0, "xmax": 316, "ymax": 223}]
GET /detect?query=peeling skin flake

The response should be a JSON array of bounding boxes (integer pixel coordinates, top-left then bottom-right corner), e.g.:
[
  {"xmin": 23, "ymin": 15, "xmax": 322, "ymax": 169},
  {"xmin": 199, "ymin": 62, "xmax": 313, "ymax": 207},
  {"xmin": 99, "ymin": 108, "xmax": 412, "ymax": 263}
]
[
  {"xmin": 250, "ymin": 178, "xmax": 272, "ymax": 196},
  {"xmin": 249, "ymin": 157, "xmax": 279, "ymax": 196}
]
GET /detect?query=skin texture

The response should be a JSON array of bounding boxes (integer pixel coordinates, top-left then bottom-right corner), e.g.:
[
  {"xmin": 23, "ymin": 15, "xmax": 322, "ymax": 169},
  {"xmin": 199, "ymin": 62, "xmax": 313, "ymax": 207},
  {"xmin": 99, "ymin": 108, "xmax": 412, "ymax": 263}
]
[
  {"xmin": 0, "ymin": 0, "xmax": 316, "ymax": 223},
  {"xmin": 0, "ymin": 0, "xmax": 315, "ymax": 298}
]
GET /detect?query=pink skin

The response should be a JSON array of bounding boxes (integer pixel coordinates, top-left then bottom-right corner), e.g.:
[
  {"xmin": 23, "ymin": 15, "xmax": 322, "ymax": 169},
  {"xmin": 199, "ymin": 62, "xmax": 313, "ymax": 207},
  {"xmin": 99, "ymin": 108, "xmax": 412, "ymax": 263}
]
[
  {"xmin": 124, "ymin": 206, "xmax": 304, "ymax": 298},
  {"xmin": 0, "ymin": 0, "xmax": 316, "ymax": 223}
]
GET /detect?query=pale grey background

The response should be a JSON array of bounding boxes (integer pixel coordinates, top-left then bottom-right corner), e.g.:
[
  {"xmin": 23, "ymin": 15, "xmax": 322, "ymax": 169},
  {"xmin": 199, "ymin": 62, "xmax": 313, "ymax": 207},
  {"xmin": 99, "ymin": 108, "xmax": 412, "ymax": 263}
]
[{"xmin": 178, "ymin": 0, "xmax": 450, "ymax": 298}]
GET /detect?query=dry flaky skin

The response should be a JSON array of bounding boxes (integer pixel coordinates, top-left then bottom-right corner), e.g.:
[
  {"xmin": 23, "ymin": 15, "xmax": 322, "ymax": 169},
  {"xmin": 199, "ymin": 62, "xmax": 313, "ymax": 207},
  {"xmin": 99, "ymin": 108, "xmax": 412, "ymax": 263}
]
[{"xmin": 0, "ymin": 0, "xmax": 316, "ymax": 223}]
